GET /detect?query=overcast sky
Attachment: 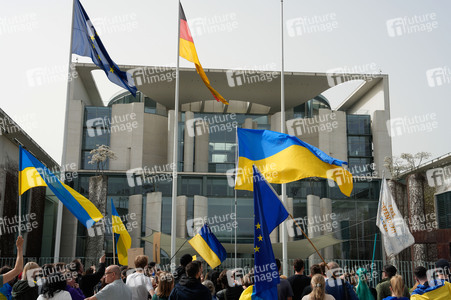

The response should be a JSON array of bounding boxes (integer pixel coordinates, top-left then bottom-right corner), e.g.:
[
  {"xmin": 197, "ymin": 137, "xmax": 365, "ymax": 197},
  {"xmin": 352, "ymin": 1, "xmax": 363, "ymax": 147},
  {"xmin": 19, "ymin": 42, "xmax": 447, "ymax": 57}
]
[{"xmin": 1, "ymin": 0, "xmax": 450, "ymax": 165}]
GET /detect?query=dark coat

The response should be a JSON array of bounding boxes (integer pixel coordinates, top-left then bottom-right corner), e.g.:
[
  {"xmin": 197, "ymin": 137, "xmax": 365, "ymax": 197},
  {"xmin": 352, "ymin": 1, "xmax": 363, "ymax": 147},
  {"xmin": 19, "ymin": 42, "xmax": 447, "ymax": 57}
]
[{"xmin": 169, "ymin": 276, "xmax": 212, "ymax": 300}]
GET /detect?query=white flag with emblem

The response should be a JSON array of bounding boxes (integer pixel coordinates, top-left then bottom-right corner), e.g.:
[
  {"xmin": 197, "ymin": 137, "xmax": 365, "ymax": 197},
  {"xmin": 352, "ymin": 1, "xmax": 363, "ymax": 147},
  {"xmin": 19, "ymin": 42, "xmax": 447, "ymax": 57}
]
[{"xmin": 376, "ymin": 176, "xmax": 415, "ymax": 256}]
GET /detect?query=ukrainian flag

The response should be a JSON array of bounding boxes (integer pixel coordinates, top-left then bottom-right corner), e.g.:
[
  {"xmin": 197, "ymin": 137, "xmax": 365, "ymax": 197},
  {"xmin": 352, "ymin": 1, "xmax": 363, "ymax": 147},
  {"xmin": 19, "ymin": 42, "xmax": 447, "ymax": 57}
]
[
  {"xmin": 19, "ymin": 146, "xmax": 103, "ymax": 228},
  {"xmin": 111, "ymin": 199, "xmax": 132, "ymax": 266},
  {"xmin": 188, "ymin": 223, "xmax": 227, "ymax": 269},
  {"xmin": 236, "ymin": 128, "xmax": 353, "ymax": 197}
]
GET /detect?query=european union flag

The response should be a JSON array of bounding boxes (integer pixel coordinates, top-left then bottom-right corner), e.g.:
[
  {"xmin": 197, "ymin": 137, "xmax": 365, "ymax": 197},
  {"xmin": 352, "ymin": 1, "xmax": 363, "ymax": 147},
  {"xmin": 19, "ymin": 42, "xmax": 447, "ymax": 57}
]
[
  {"xmin": 252, "ymin": 165, "xmax": 289, "ymax": 299},
  {"xmin": 72, "ymin": 0, "xmax": 137, "ymax": 96}
]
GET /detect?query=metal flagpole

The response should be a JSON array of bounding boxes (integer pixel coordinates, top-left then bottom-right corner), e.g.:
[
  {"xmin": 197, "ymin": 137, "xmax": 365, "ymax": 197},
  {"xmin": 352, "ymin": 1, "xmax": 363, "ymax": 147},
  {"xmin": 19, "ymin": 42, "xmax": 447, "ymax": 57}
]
[
  {"xmin": 55, "ymin": 0, "xmax": 77, "ymax": 263},
  {"xmin": 170, "ymin": 0, "xmax": 181, "ymax": 269},
  {"xmin": 234, "ymin": 129, "xmax": 238, "ymax": 270},
  {"xmin": 280, "ymin": 0, "xmax": 289, "ymax": 276},
  {"xmin": 112, "ymin": 214, "xmax": 116, "ymax": 265}
]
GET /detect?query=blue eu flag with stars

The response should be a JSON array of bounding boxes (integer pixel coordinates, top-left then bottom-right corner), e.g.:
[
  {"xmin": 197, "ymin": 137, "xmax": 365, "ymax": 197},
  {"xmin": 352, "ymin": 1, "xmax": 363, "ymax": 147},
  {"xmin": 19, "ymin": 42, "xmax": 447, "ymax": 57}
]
[
  {"xmin": 252, "ymin": 165, "xmax": 289, "ymax": 299},
  {"xmin": 71, "ymin": 0, "xmax": 137, "ymax": 96}
]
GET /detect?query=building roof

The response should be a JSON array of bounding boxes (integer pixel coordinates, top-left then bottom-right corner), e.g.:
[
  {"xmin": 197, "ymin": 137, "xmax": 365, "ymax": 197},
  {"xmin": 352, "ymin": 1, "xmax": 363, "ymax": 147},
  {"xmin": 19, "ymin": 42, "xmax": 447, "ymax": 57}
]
[{"xmin": 75, "ymin": 63, "xmax": 386, "ymax": 114}]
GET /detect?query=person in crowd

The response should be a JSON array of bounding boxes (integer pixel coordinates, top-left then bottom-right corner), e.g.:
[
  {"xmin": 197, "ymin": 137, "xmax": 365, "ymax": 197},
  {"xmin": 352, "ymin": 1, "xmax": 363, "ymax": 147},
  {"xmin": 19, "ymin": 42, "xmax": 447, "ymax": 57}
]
[
  {"xmin": 375, "ymin": 265, "xmax": 409, "ymax": 300},
  {"xmin": 11, "ymin": 262, "xmax": 40, "ymax": 300},
  {"xmin": 168, "ymin": 261, "xmax": 211, "ymax": 300},
  {"xmin": 381, "ymin": 275, "xmax": 409, "ymax": 300},
  {"xmin": 37, "ymin": 264, "xmax": 56, "ymax": 295},
  {"xmin": 92, "ymin": 276, "xmax": 106, "ymax": 295},
  {"xmin": 37, "ymin": 272, "xmax": 72, "ymax": 300},
  {"xmin": 355, "ymin": 268, "xmax": 374, "ymax": 300},
  {"xmin": 66, "ymin": 271, "xmax": 85, "ymax": 300},
  {"xmin": 302, "ymin": 274, "xmax": 335, "ymax": 300},
  {"xmin": 0, "ymin": 266, "xmax": 14, "ymax": 300},
  {"xmin": 241, "ymin": 274, "xmax": 252, "ymax": 291},
  {"xmin": 342, "ymin": 271, "xmax": 356, "ymax": 288},
  {"xmin": 435, "ymin": 259, "xmax": 450, "ymax": 282},
  {"xmin": 411, "ymin": 265, "xmax": 451, "ymax": 299},
  {"xmin": 71, "ymin": 254, "xmax": 106, "ymax": 298},
  {"xmin": 216, "ymin": 269, "xmax": 243, "ymax": 300},
  {"xmin": 152, "ymin": 272, "xmax": 174, "ymax": 300},
  {"xmin": 0, "ymin": 237, "xmax": 23, "ymax": 290},
  {"xmin": 174, "ymin": 254, "xmax": 192, "ymax": 284},
  {"xmin": 301, "ymin": 264, "xmax": 324, "ymax": 298},
  {"xmin": 202, "ymin": 280, "xmax": 217, "ymax": 300},
  {"xmin": 288, "ymin": 258, "xmax": 311, "ymax": 300},
  {"xmin": 275, "ymin": 259, "xmax": 293, "ymax": 300},
  {"xmin": 325, "ymin": 262, "xmax": 358, "ymax": 300},
  {"xmin": 85, "ymin": 265, "xmax": 132, "ymax": 300},
  {"xmin": 205, "ymin": 270, "xmax": 221, "ymax": 296},
  {"xmin": 126, "ymin": 255, "xmax": 155, "ymax": 300}
]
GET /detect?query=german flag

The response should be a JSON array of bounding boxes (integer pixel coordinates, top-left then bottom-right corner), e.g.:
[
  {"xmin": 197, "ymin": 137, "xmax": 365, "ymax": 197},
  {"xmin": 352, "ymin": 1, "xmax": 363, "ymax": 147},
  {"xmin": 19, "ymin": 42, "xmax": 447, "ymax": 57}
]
[{"xmin": 179, "ymin": 3, "xmax": 228, "ymax": 105}]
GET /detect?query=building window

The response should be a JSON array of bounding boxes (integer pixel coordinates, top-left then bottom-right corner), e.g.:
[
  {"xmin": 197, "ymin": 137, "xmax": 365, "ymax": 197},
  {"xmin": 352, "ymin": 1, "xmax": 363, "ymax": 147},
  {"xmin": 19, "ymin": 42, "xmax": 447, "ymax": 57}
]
[
  {"xmin": 437, "ymin": 192, "xmax": 451, "ymax": 229},
  {"xmin": 81, "ymin": 107, "xmax": 111, "ymax": 169}
]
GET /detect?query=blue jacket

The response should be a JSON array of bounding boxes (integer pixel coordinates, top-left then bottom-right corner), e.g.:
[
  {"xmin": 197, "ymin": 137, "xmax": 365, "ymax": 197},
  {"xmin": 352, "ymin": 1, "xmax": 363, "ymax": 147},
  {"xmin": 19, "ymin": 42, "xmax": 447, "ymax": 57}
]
[
  {"xmin": 169, "ymin": 276, "xmax": 212, "ymax": 300},
  {"xmin": 326, "ymin": 278, "xmax": 359, "ymax": 300},
  {"xmin": 411, "ymin": 280, "xmax": 451, "ymax": 299}
]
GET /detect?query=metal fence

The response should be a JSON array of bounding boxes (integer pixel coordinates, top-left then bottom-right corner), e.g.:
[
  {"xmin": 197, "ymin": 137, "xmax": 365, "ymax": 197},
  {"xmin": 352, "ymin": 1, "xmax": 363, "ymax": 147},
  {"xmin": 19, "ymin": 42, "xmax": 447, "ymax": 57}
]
[{"xmin": 0, "ymin": 257, "xmax": 435, "ymax": 288}]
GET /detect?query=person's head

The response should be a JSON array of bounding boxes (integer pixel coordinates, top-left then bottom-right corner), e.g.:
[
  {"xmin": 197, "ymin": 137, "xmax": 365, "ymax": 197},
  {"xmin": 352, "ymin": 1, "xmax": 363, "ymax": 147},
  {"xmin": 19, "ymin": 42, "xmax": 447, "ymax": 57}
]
[
  {"xmin": 435, "ymin": 259, "xmax": 450, "ymax": 280},
  {"xmin": 121, "ymin": 267, "xmax": 130, "ymax": 282},
  {"xmin": 105, "ymin": 265, "xmax": 121, "ymax": 283},
  {"xmin": 218, "ymin": 269, "xmax": 230, "ymax": 289},
  {"xmin": 55, "ymin": 262, "xmax": 67, "ymax": 273},
  {"xmin": 390, "ymin": 275, "xmax": 405, "ymax": 297},
  {"xmin": 383, "ymin": 265, "xmax": 397, "ymax": 279},
  {"xmin": 326, "ymin": 262, "xmax": 340, "ymax": 279},
  {"xmin": 242, "ymin": 274, "xmax": 252, "ymax": 289},
  {"xmin": 71, "ymin": 259, "xmax": 83, "ymax": 274},
  {"xmin": 42, "ymin": 264, "xmax": 55, "ymax": 278},
  {"xmin": 42, "ymin": 272, "xmax": 67, "ymax": 298},
  {"xmin": 320, "ymin": 262, "xmax": 328, "ymax": 277},
  {"xmin": 275, "ymin": 258, "xmax": 282, "ymax": 272},
  {"xmin": 180, "ymin": 254, "xmax": 193, "ymax": 267},
  {"xmin": 157, "ymin": 272, "xmax": 174, "ymax": 297},
  {"xmin": 293, "ymin": 258, "xmax": 305, "ymax": 274},
  {"xmin": 414, "ymin": 266, "xmax": 428, "ymax": 284},
  {"xmin": 134, "ymin": 255, "xmax": 148, "ymax": 270},
  {"xmin": 356, "ymin": 268, "xmax": 369, "ymax": 284},
  {"xmin": 186, "ymin": 261, "xmax": 201, "ymax": 279},
  {"xmin": 202, "ymin": 280, "xmax": 215, "ymax": 297},
  {"xmin": 310, "ymin": 264, "xmax": 323, "ymax": 277},
  {"xmin": 22, "ymin": 262, "xmax": 40, "ymax": 281},
  {"xmin": 310, "ymin": 274, "xmax": 326, "ymax": 300}
]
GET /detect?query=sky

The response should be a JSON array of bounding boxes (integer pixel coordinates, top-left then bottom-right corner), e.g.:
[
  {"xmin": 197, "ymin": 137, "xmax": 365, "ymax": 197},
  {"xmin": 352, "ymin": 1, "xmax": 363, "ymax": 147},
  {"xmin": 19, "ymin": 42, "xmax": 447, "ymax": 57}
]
[{"xmin": 1, "ymin": 0, "xmax": 451, "ymax": 165}]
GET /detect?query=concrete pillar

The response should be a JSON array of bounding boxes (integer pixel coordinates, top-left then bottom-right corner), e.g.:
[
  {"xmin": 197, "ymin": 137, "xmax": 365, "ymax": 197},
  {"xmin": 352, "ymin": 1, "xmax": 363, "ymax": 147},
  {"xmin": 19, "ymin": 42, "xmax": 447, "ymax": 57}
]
[
  {"xmin": 320, "ymin": 198, "xmax": 334, "ymax": 260},
  {"xmin": 194, "ymin": 121, "xmax": 209, "ymax": 172},
  {"xmin": 279, "ymin": 197, "xmax": 294, "ymax": 242},
  {"xmin": 194, "ymin": 195, "xmax": 208, "ymax": 221},
  {"xmin": 129, "ymin": 194, "xmax": 143, "ymax": 249},
  {"xmin": 372, "ymin": 110, "xmax": 393, "ymax": 178},
  {"xmin": 270, "ymin": 112, "xmax": 282, "ymax": 132},
  {"xmin": 307, "ymin": 194, "xmax": 321, "ymax": 265},
  {"xmin": 177, "ymin": 196, "xmax": 188, "ymax": 238},
  {"xmin": 408, "ymin": 174, "xmax": 427, "ymax": 263},
  {"xmin": 145, "ymin": 192, "xmax": 162, "ymax": 258},
  {"xmin": 243, "ymin": 118, "xmax": 255, "ymax": 129},
  {"xmin": 167, "ymin": 110, "xmax": 176, "ymax": 166},
  {"xmin": 60, "ymin": 207, "xmax": 78, "ymax": 257},
  {"xmin": 184, "ymin": 111, "xmax": 195, "ymax": 172},
  {"xmin": 318, "ymin": 109, "xmax": 348, "ymax": 162}
]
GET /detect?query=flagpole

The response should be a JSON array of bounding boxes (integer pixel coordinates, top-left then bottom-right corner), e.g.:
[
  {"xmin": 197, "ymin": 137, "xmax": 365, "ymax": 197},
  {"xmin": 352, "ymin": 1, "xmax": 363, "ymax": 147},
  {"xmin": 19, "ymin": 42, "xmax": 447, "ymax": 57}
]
[
  {"xmin": 371, "ymin": 233, "xmax": 377, "ymax": 282},
  {"xmin": 55, "ymin": 0, "xmax": 77, "ymax": 263},
  {"xmin": 280, "ymin": 0, "xmax": 288, "ymax": 276},
  {"xmin": 170, "ymin": 0, "xmax": 181, "ymax": 269},
  {"xmin": 288, "ymin": 214, "xmax": 327, "ymax": 266},
  {"xmin": 234, "ymin": 130, "xmax": 238, "ymax": 270},
  {"xmin": 112, "ymin": 214, "xmax": 116, "ymax": 265}
]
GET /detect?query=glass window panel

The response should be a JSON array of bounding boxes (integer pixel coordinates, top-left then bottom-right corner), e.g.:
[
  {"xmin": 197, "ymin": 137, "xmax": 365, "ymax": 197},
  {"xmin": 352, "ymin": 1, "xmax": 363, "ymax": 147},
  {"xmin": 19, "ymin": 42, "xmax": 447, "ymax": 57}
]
[{"xmin": 181, "ymin": 177, "xmax": 202, "ymax": 196}]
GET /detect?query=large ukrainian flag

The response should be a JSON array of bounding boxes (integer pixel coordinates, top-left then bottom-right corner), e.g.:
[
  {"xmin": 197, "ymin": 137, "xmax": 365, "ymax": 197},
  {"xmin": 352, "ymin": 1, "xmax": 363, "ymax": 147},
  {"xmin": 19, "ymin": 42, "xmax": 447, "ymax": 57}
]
[
  {"xmin": 111, "ymin": 199, "xmax": 131, "ymax": 266},
  {"xmin": 188, "ymin": 223, "xmax": 227, "ymax": 269},
  {"xmin": 236, "ymin": 128, "xmax": 353, "ymax": 197},
  {"xmin": 19, "ymin": 146, "xmax": 103, "ymax": 228}
]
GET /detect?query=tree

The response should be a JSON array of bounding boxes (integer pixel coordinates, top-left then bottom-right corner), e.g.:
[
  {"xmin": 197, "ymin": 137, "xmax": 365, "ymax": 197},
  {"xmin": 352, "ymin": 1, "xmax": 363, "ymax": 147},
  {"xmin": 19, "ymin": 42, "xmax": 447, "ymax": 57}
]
[
  {"xmin": 384, "ymin": 152, "xmax": 432, "ymax": 179},
  {"xmin": 88, "ymin": 145, "xmax": 117, "ymax": 174}
]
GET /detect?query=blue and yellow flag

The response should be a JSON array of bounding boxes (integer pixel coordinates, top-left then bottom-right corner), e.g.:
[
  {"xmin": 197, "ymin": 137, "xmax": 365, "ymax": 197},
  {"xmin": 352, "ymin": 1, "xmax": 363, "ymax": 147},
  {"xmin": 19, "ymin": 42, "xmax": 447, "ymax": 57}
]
[
  {"xmin": 72, "ymin": 0, "xmax": 137, "ymax": 96},
  {"xmin": 236, "ymin": 128, "xmax": 353, "ymax": 196},
  {"xmin": 111, "ymin": 199, "xmax": 132, "ymax": 266},
  {"xmin": 19, "ymin": 146, "xmax": 103, "ymax": 228},
  {"xmin": 188, "ymin": 223, "xmax": 227, "ymax": 269},
  {"xmin": 252, "ymin": 165, "xmax": 289, "ymax": 300}
]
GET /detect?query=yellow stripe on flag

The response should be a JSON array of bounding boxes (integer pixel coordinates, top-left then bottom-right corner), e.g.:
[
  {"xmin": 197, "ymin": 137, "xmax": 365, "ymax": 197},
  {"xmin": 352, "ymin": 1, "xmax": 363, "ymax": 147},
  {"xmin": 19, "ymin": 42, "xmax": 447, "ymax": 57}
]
[{"xmin": 188, "ymin": 234, "xmax": 222, "ymax": 269}]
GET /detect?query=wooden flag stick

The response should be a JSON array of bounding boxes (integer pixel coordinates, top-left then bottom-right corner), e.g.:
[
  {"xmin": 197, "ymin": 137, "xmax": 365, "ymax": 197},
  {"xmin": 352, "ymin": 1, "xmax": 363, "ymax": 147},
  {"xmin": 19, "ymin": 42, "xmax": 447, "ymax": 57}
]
[{"xmin": 288, "ymin": 213, "xmax": 327, "ymax": 267}]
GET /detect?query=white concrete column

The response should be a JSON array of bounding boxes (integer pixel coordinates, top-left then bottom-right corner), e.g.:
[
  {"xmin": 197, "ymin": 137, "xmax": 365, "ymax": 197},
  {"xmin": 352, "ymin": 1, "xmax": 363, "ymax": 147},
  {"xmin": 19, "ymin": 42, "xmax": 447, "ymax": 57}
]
[
  {"xmin": 194, "ymin": 195, "xmax": 208, "ymax": 221},
  {"xmin": 129, "ymin": 194, "xmax": 143, "ymax": 249},
  {"xmin": 372, "ymin": 110, "xmax": 392, "ymax": 178},
  {"xmin": 243, "ymin": 118, "xmax": 254, "ymax": 129},
  {"xmin": 184, "ymin": 111, "xmax": 195, "ymax": 172},
  {"xmin": 194, "ymin": 121, "xmax": 209, "ymax": 172},
  {"xmin": 145, "ymin": 192, "xmax": 162, "ymax": 258},
  {"xmin": 60, "ymin": 207, "xmax": 78, "ymax": 257},
  {"xmin": 320, "ymin": 197, "xmax": 334, "ymax": 260},
  {"xmin": 270, "ymin": 112, "xmax": 282, "ymax": 132},
  {"xmin": 167, "ymin": 110, "xmax": 176, "ymax": 165},
  {"xmin": 307, "ymin": 194, "xmax": 321, "ymax": 265},
  {"xmin": 177, "ymin": 196, "xmax": 188, "ymax": 238},
  {"xmin": 318, "ymin": 109, "xmax": 348, "ymax": 162}
]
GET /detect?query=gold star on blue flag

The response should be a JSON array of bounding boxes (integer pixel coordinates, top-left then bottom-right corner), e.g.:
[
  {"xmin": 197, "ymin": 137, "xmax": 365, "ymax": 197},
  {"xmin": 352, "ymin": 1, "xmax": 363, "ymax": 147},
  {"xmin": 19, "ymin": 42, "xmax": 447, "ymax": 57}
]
[
  {"xmin": 71, "ymin": 0, "xmax": 137, "ymax": 96},
  {"xmin": 252, "ymin": 165, "xmax": 289, "ymax": 299}
]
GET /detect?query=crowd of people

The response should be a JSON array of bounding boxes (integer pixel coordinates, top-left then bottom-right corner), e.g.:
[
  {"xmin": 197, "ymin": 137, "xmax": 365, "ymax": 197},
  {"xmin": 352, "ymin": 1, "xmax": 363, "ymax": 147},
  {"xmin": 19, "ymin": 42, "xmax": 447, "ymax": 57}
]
[{"xmin": 1, "ymin": 237, "xmax": 450, "ymax": 300}]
